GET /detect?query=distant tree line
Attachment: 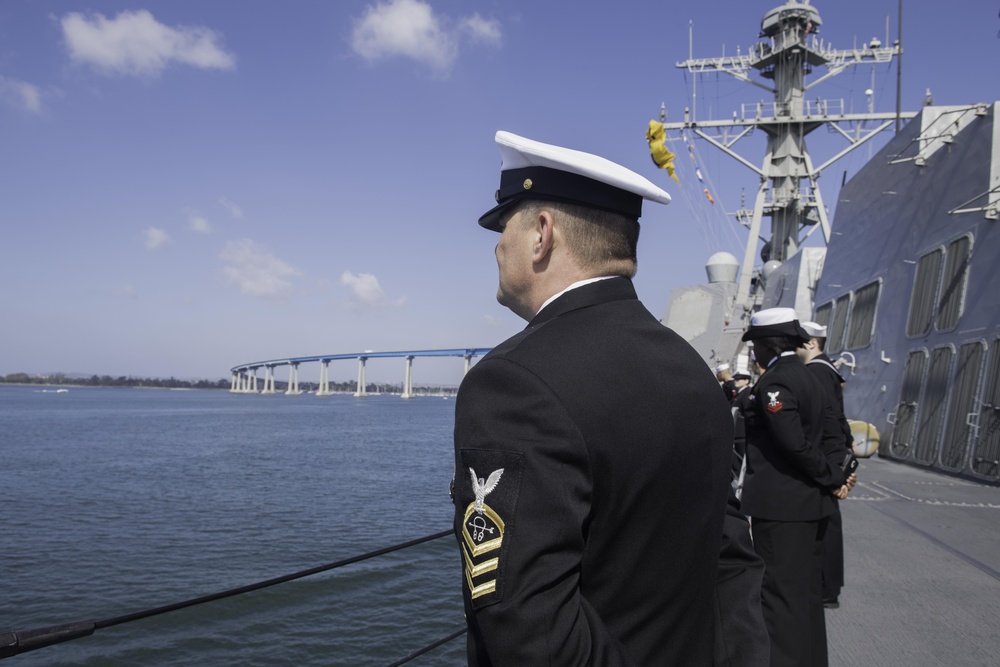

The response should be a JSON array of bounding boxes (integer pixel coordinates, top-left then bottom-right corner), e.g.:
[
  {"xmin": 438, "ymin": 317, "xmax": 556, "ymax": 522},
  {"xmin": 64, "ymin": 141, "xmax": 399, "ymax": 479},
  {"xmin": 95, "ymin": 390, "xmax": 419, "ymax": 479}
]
[
  {"xmin": 1, "ymin": 373, "xmax": 230, "ymax": 390},
  {"xmin": 1, "ymin": 373, "xmax": 459, "ymax": 394}
]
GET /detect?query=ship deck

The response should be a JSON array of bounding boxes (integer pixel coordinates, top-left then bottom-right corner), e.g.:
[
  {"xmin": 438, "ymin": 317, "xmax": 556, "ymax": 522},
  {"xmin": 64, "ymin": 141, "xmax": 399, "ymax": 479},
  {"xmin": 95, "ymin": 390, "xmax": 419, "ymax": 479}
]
[{"xmin": 827, "ymin": 456, "xmax": 1000, "ymax": 666}]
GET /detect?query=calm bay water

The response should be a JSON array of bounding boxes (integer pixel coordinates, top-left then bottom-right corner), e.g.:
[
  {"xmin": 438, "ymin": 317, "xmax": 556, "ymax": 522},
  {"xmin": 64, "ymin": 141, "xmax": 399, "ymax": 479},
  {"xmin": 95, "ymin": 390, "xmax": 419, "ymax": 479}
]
[{"xmin": 1, "ymin": 385, "xmax": 465, "ymax": 666}]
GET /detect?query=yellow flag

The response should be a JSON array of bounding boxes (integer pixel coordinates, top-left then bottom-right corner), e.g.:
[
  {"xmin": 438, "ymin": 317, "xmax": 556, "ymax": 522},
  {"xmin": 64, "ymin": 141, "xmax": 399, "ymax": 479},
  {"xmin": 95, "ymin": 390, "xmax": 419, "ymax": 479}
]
[{"xmin": 645, "ymin": 120, "xmax": 680, "ymax": 184}]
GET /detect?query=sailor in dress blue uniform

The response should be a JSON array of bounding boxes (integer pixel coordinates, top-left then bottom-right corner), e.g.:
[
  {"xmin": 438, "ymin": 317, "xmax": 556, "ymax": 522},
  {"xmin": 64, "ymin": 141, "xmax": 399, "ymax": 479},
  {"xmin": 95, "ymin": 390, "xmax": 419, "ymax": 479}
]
[
  {"xmin": 739, "ymin": 308, "xmax": 847, "ymax": 667},
  {"xmin": 452, "ymin": 131, "xmax": 765, "ymax": 665},
  {"xmin": 798, "ymin": 321, "xmax": 855, "ymax": 609}
]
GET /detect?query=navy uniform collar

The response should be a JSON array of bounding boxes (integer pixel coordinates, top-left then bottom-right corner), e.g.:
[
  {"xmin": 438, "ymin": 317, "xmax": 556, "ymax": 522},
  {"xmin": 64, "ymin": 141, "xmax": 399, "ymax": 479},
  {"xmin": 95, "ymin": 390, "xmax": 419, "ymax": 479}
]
[
  {"xmin": 527, "ymin": 276, "xmax": 636, "ymax": 328},
  {"xmin": 765, "ymin": 352, "xmax": 804, "ymax": 371},
  {"xmin": 765, "ymin": 350, "xmax": 799, "ymax": 368},
  {"xmin": 807, "ymin": 352, "xmax": 846, "ymax": 383}
]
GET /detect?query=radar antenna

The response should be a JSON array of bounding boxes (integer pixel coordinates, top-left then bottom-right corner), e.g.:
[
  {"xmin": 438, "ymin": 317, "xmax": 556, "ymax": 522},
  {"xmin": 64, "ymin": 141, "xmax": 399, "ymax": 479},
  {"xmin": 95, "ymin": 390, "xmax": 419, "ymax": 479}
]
[{"xmin": 662, "ymin": 0, "xmax": 915, "ymax": 312}]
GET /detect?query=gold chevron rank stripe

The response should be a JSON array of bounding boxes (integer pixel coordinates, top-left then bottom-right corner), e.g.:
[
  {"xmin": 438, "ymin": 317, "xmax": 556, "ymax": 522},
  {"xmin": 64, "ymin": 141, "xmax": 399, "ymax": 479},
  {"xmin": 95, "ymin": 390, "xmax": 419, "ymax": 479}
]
[{"xmin": 462, "ymin": 500, "xmax": 506, "ymax": 600}]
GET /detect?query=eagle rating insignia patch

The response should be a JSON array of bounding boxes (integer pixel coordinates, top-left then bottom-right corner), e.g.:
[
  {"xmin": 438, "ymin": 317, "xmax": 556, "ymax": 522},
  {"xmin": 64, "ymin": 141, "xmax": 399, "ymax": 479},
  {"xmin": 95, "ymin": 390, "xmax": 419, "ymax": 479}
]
[
  {"xmin": 766, "ymin": 390, "xmax": 783, "ymax": 413},
  {"xmin": 458, "ymin": 449, "xmax": 523, "ymax": 609},
  {"xmin": 463, "ymin": 467, "xmax": 504, "ymax": 600}
]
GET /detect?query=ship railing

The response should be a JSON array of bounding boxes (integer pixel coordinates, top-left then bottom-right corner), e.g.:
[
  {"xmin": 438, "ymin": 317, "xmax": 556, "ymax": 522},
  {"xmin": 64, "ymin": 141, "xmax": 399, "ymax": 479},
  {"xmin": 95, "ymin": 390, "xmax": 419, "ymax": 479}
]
[
  {"xmin": 0, "ymin": 529, "xmax": 465, "ymax": 665},
  {"xmin": 739, "ymin": 98, "xmax": 845, "ymax": 121}
]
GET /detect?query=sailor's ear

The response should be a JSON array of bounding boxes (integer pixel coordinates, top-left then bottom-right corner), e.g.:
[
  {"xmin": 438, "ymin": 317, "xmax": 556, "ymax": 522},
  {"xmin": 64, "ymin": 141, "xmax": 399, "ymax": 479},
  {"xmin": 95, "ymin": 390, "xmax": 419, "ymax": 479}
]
[{"xmin": 531, "ymin": 210, "xmax": 556, "ymax": 263}]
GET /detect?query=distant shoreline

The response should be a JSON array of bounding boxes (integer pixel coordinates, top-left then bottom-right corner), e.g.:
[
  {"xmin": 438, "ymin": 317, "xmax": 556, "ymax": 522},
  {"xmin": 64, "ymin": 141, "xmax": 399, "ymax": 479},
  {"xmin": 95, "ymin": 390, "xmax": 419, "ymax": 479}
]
[
  {"xmin": 0, "ymin": 375, "xmax": 459, "ymax": 395},
  {"xmin": 0, "ymin": 373, "xmax": 230, "ymax": 390},
  {"xmin": 1, "ymin": 382, "xmax": 224, "ymax": 391}
]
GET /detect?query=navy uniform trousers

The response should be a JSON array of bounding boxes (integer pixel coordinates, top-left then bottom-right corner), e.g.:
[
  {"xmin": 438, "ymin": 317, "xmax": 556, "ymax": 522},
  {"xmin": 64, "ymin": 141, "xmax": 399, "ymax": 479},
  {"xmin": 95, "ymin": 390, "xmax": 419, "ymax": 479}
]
[
  {"xmin": 453, "ymin": 278, "xmax": 740, "ymax": 666},
  {"xmin": 740, "ymin": 354, "xmax": 845, "ymax": 667}
]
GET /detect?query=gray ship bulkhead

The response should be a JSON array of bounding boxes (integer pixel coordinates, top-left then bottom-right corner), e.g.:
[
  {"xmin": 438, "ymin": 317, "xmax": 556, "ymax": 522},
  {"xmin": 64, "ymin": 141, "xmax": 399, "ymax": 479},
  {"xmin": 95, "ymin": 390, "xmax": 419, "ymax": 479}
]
[{"xmin": 813, "ymin": 103, "xmax": 1000, "ymax": 483}]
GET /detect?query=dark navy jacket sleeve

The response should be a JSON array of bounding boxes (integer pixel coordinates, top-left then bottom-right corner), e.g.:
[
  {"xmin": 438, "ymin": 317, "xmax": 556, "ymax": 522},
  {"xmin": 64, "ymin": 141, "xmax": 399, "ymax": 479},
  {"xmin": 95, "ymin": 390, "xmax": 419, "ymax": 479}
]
[
  {"xmin": 757, "ymin": 376, "xmax": 844, "ymax": 489},
  {"xmin": 454, "ymin": 356, "xmax": 634, "ymax": 666}
]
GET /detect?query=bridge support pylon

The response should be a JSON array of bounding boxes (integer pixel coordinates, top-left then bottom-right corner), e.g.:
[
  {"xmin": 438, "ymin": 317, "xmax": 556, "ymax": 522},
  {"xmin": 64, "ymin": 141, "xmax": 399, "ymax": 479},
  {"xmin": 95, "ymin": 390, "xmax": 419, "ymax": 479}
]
[
  {"xmin": 401, "ymin": 356, "xmax": 414, "ymax": 399},
  {"xmin": 261, "ymin": 365, "xmax": 276, "ymax": 394},
  {"xmin": 285, "ymin": 363, "xmax": 302, "ymax": 395},
  {"xmin": 354, "ymin": 358, "xmax": 368, "ymax": 397},
  {"xmin": 316, "ymin": 360, "xmax": 331, "ymax": 396}
]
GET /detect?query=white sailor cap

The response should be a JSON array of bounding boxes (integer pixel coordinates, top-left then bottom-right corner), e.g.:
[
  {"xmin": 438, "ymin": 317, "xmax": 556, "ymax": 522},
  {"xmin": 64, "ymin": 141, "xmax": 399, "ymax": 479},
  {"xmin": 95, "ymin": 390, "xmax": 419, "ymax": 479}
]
[
  {"xmin": 479, "ymin": 131, "xmax": 672, "ymax": 232},
  {"xmin": 714, "ymin": 363, "xmax": 731, "ymax": 374},
  {"xmin": 801, "ymin": 321, "xmax": 828, "ymax": 339},
  {"xmin": 742, "ymin": 307, "xmax": 811, "ymax": 343}
]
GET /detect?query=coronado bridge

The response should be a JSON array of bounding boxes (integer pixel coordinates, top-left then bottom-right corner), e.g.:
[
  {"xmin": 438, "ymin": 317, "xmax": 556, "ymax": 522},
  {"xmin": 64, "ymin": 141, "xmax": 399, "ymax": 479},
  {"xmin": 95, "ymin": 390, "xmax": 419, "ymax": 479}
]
[{"xmin": 229, "ymin": 348, "xmax": 493, "ymax": 398}]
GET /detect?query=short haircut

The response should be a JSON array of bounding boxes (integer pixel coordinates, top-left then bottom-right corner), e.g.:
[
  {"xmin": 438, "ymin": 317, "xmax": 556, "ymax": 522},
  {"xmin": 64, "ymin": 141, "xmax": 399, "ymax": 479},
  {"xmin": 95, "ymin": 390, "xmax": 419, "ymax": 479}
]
[
  {"xmin": 516, "ymin": 199, "xmax": 639, "ymax": 278},
  {"xmin": 813, "ymin": 337, "xmax": 827, "ymax": 352},
  {"xmin": 752, "ymin": 336, "xmax": 802, "ymax": 358}
]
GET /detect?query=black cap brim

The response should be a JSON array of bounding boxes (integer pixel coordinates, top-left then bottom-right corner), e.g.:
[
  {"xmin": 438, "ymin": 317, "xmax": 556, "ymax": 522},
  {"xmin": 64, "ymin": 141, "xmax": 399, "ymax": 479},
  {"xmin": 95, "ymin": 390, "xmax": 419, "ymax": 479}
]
[
  {"xmin": 478, "ymin": 166, "xmax": 644, "ymax": 233},
  {"xmin": 478, "ymin": 199, "xmax": 517, "ymax": 232}
]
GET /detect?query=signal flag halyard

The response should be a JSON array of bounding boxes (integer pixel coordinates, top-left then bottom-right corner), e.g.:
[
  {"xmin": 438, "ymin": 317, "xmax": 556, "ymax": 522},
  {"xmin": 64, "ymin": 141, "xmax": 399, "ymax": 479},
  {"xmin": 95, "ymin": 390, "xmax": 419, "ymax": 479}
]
[{"xmin": 645, "ymin": 120, "xmax": 680, "ymax": 184}]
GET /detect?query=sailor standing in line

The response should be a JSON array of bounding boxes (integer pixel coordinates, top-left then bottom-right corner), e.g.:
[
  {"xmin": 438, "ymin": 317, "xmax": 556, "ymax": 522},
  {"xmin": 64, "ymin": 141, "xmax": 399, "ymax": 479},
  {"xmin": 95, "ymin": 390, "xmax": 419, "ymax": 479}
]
[
  {"xmin": 797, "ymin": 321, "xmax": 855, "ymax": 609},
  {"xmin": 718, "ymin": 354, "xmax": 771, "ymax": 667},
  {"xmin": 739, "ymin": 308, "xmax": 848, "ymax": 667},
  {"xmin": 451, "ymin": 131, "xmax": 746, "ymax": 665},
  {"xmin": 730, "ymin": 371, "xmax": 752, "ymax": 401},
  {"xmin": 729, "ymin": 366, "xmax": 758, "ymax": 500},
  {"xmin": 717, "ymin": 363, "xmax": 738, "ymax": 401}
]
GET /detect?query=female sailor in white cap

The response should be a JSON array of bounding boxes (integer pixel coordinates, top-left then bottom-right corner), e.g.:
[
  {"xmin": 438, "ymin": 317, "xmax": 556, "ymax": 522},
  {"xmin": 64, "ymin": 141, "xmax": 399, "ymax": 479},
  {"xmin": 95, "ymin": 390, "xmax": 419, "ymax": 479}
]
[{"xmin": 739, "ymin": 307, "xmax": 848, "ymax": 667}]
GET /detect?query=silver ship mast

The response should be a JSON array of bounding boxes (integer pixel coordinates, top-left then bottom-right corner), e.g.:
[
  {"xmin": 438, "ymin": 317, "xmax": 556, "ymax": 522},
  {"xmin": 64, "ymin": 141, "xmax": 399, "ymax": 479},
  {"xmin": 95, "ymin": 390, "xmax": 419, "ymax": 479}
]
[{"xmin": 662, "ymin": 0, "xmax": 915, "ymax": 314}]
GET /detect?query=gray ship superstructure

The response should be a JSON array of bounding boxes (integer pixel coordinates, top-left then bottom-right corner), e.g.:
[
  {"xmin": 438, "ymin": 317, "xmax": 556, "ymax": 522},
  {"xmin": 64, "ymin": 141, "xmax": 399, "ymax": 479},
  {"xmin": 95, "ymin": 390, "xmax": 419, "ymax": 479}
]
[
  {"xmin": 656, "ymin": 0, "xmax": 1000, "ymax": 483},
  {"xmin": 661, "ymin": 0, "xmax": 911, "ymax": 369},
  {"xmin": 813, "ymin": 103, "xmax": 999, "ymax": 482}
]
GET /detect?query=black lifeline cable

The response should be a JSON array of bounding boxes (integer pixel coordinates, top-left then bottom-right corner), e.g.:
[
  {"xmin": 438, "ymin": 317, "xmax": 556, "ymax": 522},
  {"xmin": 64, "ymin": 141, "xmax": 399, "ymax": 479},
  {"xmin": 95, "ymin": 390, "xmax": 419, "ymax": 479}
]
[
  {"xmin": 386, "ymin": 627, "xmax": 468, "ymax": 667},
  {"xmin": 0, "ymin": 529, "xmax": 454, "ymax": 660}
]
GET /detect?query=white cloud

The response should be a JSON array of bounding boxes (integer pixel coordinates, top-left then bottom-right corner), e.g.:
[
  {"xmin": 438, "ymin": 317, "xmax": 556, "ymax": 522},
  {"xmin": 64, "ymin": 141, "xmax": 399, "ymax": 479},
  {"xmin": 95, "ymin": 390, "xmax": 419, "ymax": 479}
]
[
  {"xmin": 0, "ymin": 76, "xmax": 43, "ymax": 113},
  {"xmin": 144, "ymin": 226, "xmax": 170, "ymax": 250},
  {"xmin": 61, "ymin": 9, "xmax": 236, "ymax": 77},
  {"xmin": 189, "ymin": 215, "xmax": 212, "ymax": 233},
  {"xmin": 220, "ymin": 239, "xmax": 302, "ymax": 300},
  {"xmin": 114, "ymin": 284, "xmax": 138, "ymax": 299},
  {"xmin": 340, "ymin": 271, "xmax": 386, "ymax": 309},
  {"xmin": 218, "ymin": 196, "xmax": 244, "ymax": 219},
  {"xmin": 352, "ymin": 0, "xmax": 455, "ymax": 73},
  {"xmin": 351, "ymin": 0, "xmax": 500, "ymax": 75},
  {"xmin": 460, "ymin": 14, "xmax": 502, "ymax": 46}
]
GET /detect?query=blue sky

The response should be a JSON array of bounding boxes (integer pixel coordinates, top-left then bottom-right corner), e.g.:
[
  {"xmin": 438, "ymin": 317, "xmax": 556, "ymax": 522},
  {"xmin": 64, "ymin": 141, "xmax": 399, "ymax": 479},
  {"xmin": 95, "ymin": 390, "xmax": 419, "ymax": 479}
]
[{"xmin": 1, "ymin": 0, "xmax": 996, "ymax": 385}]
